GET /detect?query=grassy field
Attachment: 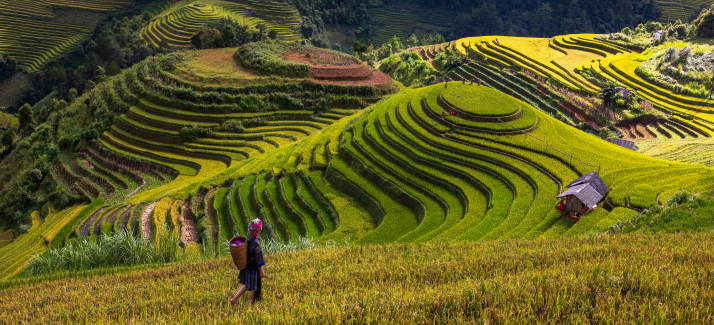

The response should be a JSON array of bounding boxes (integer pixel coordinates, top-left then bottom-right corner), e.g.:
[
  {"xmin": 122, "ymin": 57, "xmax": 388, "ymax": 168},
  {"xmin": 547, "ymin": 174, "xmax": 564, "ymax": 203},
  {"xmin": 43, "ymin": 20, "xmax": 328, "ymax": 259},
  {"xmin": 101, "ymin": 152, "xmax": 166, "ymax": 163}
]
[
  {"xmin": 172, "ymin": 48, "xmax": 262, "ymax": 87},
  {"xmin": 1, "ymin": 232, "xmax": 712, "ymax": 323}
]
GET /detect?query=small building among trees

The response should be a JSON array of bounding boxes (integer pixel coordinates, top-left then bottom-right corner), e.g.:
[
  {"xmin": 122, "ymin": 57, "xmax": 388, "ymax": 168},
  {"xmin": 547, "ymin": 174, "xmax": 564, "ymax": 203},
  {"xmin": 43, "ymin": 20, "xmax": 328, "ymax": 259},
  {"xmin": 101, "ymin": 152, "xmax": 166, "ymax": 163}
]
[{"xmin": 556, "ymin": 172, "xmax": 609, "ymax": 222}]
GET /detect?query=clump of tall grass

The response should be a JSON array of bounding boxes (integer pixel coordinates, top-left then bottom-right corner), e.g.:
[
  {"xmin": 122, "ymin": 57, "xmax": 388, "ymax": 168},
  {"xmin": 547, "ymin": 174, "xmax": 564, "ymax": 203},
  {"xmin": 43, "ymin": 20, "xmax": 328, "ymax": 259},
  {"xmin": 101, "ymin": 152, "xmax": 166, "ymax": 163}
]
[
  {"xmin": 25, "ymin": 225, "xmax": 181, "ymax": 276},
  {"xmin": 216, "ymin": 235, "xmax": 351, "ymax": 257},
  {"xmin": 262, "ymin": 236, "xmax": 351, "ymax": 254}
]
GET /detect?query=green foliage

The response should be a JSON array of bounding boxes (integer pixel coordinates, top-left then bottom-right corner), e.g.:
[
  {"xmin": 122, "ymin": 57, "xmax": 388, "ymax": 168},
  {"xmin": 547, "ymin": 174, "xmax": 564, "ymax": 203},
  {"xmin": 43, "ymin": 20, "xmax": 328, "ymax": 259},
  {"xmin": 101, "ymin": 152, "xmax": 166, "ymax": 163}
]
[
  {"xmin": 216, "ymin": 120, "xmax": 245, "ymax": 133},
  {"xmin": 233, "ymin": 40, "xmax": 311, "ymax": 78},
  {"xmin": 379, "ymin": 51, "xmax": 438, "ymax": 87},
  {"xmin": 179, "ymin": 126, "xmax": 214, "ymax": 144},
  {"xmin": 695, "ymin": 11, "xmax": 714, "ymax": 38},
  {"xmin": 25, "ymin": 225, "xmax": 182, "ymax": 276},
  {"xmin": 353, "ymin": 40, "xmax": 369, "ymax": 54},
  {"xmin": 1, "ymin": 128, "xmax": 15, "ymax": 148},
  {"xmin": 18, "ymin": 104, "xmax": 36, "ymax": 135},
  {"xmin": 433, "ymin": 50, "xmax": 469, "ymax": 71},
  {"xmin": 611, "ymin": 194, "xmax": 714, "ymax": 233},
  {"xmin": 667, "ymin": 190, "xmax": 692, "ymax": 206}
]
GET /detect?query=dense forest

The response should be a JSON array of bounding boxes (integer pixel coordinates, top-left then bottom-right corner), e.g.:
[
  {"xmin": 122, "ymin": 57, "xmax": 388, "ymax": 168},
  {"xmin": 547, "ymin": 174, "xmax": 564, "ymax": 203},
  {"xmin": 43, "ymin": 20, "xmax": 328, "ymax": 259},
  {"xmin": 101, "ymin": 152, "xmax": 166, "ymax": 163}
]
[{"xmin": 297, "ymin": 0, "xmax": 661, "ymax": 43}]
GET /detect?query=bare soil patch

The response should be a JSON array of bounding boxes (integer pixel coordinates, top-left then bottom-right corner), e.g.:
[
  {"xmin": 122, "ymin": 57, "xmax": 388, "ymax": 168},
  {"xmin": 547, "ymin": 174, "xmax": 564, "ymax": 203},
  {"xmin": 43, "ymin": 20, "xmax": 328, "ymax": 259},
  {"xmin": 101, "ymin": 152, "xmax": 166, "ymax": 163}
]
[
  {"xmin": 636, "ymin": 124, "xmax": 656, "ymax": 139},
  {"xmin": 618, "ymin": 123, "xmax": 657, "ymax": 141},
  {"xmin": 311, "ymin": 64, "xmax": 373, "ymax": 79},
  {"xmin": 312, "ymin": 70, "xmax": 394, "ymax": 86},
  {"xmin": 141, "ymin": 202, "xmax": 157, "ymax": 241},
  {"xmin": 180, "ymin": 200, "xmax": 198, "ymax": 244},
  {"xmin": 557, "ymin": 100, "xmax": 603, "ymax": 129},
  {"xmin": 284, "ymin": 52, "xmax": 312, "ymax": 64}
]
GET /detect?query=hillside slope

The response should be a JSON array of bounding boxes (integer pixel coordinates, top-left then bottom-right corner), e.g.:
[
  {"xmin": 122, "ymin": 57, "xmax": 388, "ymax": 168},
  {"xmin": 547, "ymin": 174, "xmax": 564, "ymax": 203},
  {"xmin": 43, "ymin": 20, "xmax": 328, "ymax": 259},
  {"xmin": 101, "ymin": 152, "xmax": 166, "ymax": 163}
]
[
  {"xmin": 5, "ymin": 37, "xmax": 714, "ymax": 278},
  {"xmin": 2, "ymin": 232, "xmax": 712, "ymax": 323}
]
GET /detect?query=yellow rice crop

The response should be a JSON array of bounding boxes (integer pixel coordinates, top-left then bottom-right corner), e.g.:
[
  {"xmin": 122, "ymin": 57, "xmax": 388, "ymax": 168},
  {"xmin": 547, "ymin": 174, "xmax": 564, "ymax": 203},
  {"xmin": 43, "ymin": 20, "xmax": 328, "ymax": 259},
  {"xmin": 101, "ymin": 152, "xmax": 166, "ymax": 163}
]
[{"xmin": 1, "ymin": 232, "xmax": 712, "ymax": 324}]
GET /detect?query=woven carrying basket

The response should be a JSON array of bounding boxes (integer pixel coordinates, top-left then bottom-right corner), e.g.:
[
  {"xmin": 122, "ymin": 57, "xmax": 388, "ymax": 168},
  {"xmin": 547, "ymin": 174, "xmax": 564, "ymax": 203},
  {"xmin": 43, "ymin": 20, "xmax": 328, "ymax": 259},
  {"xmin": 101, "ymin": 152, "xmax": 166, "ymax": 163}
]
[{"xmin": 229, "ymin": 236, "xmax": 249, "ymax": 270}]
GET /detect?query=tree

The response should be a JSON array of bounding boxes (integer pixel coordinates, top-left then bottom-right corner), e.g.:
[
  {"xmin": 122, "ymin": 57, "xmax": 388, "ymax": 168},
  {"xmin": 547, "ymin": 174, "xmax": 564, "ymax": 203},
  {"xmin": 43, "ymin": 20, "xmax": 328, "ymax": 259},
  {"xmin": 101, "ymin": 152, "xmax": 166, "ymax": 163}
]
[
  {"xmin": 696, "ymin": 11, "xmax": 714, "ymax": 38},
  {"xmin": 18, "ymin": 103, "xmax": 35, "ymax": 134},
  {"xmin": 256, "ymin": 23, "xmax": 267, "ymax": 36},
  {"xmin": 353, "ymin": 40, "xmax": 369, "ymax": 54},
  {"xmin": 388, "ymin": 35, "xmax": 404, "ymax": 52},
  {"xmin": 601, "ymin": 80, "xmax": 620, "ymax": 107},
  {"xmin": 106, "ymin": 61, "xmax": 121, "ymax": 76},
  {"xmin": 268, "ymin": 29, "xmax": 279, "ymax": 39},
  {"xmin": 221, "ymin": 25, "xmax": 236, "ymax": 46},
  {"xmin": 85, "ymin": 80, "xmax": 96, "ymax": 93},
  {"xmin": 67, "ymin": 88, "xmax": 78, "ymax": 103},
  {"xmin": 1, "ymin": 128, "xmax": 14, "ymax": 148},
  {"xmin": 97, "ymin": 66, "xmax": 107, "ymax": 83},
  {"xmin": 407, "ymin": 34, "xmax": 419, "ymax": 48}
]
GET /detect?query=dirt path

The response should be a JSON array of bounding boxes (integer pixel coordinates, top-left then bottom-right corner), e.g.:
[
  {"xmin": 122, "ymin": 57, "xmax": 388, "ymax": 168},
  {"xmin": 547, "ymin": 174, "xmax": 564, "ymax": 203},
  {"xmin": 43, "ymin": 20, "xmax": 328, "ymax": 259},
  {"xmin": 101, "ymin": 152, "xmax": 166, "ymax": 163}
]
[
  {"xmin": 179, "ymin": 200, "xmax": 198, "ymax": 244},
  {"xmin": 80, "ymin": 208, "xmax": 104, "ymax": 237},
  {"xmin": 124, "ymin": 177, "xmax": 146, "ymax": 199},
  {"xmin": 141, "ymin": 202, "xmax": 157, "ymax": 240}
]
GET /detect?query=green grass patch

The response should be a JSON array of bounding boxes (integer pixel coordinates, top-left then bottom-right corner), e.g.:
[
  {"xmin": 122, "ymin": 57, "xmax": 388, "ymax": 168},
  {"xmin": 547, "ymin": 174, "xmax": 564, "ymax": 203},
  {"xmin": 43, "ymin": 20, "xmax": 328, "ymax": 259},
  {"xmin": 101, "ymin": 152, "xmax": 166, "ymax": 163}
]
[{"xmin": 441, "ymin": 83, "xmax": 521, "ymax": 117}]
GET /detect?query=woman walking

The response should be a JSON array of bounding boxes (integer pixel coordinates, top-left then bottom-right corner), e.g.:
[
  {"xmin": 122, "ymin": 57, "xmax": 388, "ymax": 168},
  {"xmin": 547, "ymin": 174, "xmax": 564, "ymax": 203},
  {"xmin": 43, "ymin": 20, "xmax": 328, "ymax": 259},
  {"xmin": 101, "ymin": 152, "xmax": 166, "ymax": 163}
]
[{"xmin": 229, "ymin": 218, "xmax": 266, "ymax": 310}]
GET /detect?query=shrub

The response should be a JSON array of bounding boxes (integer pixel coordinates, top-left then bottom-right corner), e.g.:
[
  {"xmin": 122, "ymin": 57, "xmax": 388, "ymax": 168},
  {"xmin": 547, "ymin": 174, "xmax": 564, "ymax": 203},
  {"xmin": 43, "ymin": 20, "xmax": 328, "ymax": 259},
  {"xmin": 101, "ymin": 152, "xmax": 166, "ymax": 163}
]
[
  {"xmin": 217, "ymin": 120, "xmax": 245, "ymax": 133},
  {"xmin": 667, "ymin": 190, "xmax": 692, "ymax": 206},
  {"xmin": 179, "ymin": 126, "xmax": 214, "ymax": 143},
  {"xmin": 233, "ymin": 40, "xmax": 311, "ymax": 78},
  {"xmin": 695, "ymin": 11, "xmax": 714, "ymax": 38},
  {"xmin": 25, "ymin": 225, "xmax": 181, "ymax": 276}
]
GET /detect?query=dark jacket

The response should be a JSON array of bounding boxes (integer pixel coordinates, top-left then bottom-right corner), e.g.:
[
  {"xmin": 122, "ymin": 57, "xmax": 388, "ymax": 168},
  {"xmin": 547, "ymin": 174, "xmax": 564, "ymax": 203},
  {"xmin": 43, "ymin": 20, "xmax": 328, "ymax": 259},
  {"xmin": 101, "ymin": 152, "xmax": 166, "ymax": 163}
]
[{"xmin": 246, "ymin": 238, "xmax": 265, "ymax": 270}]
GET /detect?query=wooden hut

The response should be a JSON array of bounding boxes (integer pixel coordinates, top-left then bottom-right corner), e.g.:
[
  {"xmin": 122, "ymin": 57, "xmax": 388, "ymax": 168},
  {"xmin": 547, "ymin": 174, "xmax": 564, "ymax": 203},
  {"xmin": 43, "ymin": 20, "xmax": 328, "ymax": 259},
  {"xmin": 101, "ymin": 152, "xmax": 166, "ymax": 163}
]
[{"xmin": 556, "ymin": 172, "xmax": 609, "ymax": 222}]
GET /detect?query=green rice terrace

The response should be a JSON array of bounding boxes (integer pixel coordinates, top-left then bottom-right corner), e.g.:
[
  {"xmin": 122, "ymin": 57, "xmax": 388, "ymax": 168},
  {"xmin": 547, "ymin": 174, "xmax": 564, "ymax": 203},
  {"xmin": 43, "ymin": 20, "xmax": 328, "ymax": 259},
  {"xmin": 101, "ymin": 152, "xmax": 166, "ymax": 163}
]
[
  {"xmin": 140, "ymin": 0, "xmax": 302, "ymax": 48},
  {"xmin": 4, "ymin": 41, "xmax": 714, "ymax": 277},
  {"xmin": 4, "ymin": 12, "xmax": 714, "ymax": 321},
  {"xmin": 0, "ymin": 0, "xmax": 131, "ymax": 18},
  {"xmin": 0, "ymin": 16, "xmax": 91, "ymax": 71}
]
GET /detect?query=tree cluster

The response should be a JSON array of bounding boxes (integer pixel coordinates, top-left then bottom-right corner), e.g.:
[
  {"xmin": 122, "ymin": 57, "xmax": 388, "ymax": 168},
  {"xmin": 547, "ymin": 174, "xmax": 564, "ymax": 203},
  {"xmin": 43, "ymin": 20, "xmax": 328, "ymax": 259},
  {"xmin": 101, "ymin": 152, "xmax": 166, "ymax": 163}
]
[
  {"xmin": 356, "ymin": 34, "xmax": 447, "ymax": 66},
  {"xmin": 298, "ymin": 0, "xmax": 661, "ymax": 46},
  {"xmin": 389, "ymin": 0, "xmax": 661, "ymax": 38},
  {"xmin": 0, "ymin": 53, "xmax": 19, "ymax": 81},
  {"xmin": 294, "ymin": 0, "xmax": 374, "ymax": 48},
  {"xmin": 190, "ymin": 19, "xmax": 279, "ymax": 50},
  {"xmin": 15, "ymin": 12, "xmax": 160, "ymax": 111}
]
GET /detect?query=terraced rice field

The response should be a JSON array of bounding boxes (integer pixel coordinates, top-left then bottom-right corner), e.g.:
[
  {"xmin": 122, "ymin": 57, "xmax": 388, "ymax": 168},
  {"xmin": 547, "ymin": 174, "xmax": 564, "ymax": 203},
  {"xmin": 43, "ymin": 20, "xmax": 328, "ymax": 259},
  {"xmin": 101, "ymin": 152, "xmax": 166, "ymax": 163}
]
[
  {"xmin": 9, "ymin": 36, "xmax": 714, "ymax": 282},
  {"xmin": 0, "ymin": 16, "xmax": 90, "ymax": 71},
  {"xmin": 447, "ymin": 61, "xmax": 578, "ymax": 125},
  {"xmin": 639, "ymin": 137, "xmax": 714, "ymax": 166},
  {"xmin": 0, "ymin": 203, "xmax": 92, "ymax": 279},
  {"xmin": 0, "ymin": 0, "xmax": 131, "ymax": 17},
  {"xmin": 656, "ymin": 0, "xmax": 708, "ymax": 24},
  {"xmin": 41, "ymin": 0, "xmax": 131, "ymax": 11},
  {"xmin": 141, "ymin": 0, "xmax": 301, "ymax": 48},
  {"xmin": 35, "ymin": 51, "xmax": 378, "ymax": 211},
  {"xmin": 0, "ymin": 111, "xmax": 18, "ymax": 129},
  {"xmin": 452, "ymin": 34, "xmax": 714, "ymax": 136},
  {"xmin": 371, "ymin": 8, "xmax": 448, "ymax": 46},
  {"xmin": 47, "ymin": 80, "xmax": 714, "ymax": 261},
  {"xmin": 456, "ymin": 35, "xmax": 605, "ymax": 95}
]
